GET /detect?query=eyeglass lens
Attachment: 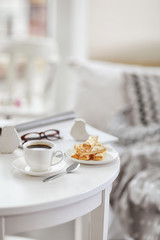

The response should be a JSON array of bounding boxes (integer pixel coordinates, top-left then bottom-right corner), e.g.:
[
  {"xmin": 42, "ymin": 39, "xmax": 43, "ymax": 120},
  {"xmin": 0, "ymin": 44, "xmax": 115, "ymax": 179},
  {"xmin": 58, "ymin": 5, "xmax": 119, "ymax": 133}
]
[{"xmin": 44, "ymin": 130, "xmax": 61, "ymax": 140}]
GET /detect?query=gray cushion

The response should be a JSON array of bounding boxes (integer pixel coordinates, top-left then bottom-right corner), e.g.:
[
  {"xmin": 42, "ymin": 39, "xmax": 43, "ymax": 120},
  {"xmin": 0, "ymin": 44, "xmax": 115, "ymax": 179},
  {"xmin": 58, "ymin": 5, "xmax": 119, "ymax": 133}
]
[{"xmin": 124, "ymin": 73, "xmax": 160, "ymax": 125}]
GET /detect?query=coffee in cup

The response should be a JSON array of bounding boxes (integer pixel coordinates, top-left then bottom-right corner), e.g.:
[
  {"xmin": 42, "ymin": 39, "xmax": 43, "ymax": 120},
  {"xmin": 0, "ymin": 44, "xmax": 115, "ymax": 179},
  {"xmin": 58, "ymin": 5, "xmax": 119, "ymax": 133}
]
[
  {"xmin": 27, "ymin": 144, "xmax": 52, "ymax": 149},
  {"xmin": 23, "ymin": 140, "xmax": 64, "ymax": 172}
]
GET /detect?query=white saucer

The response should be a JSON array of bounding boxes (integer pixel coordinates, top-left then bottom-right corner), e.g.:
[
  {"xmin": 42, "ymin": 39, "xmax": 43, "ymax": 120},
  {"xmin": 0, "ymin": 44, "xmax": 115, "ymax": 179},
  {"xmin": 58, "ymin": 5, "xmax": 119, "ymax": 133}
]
[
  {"xmin": 12, "ymin": 157, "xmax": 66, "ymax": 176},
  {"xmin": 66, "ymin": 145, "xmax": 118, "ymax": 165}
]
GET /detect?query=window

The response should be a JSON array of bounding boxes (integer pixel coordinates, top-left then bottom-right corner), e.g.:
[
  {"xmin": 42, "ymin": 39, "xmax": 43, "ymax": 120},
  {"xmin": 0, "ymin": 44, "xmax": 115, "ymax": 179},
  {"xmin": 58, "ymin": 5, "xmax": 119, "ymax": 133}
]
[{"xmin": 0, "ymin": 0, "xmax": 47, "ymax": 38}]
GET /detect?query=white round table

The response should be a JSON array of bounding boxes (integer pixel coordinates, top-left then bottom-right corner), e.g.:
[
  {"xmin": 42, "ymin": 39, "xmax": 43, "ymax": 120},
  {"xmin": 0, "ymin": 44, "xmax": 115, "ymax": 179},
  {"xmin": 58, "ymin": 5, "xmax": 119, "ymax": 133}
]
[{"xmin": 0, "ymin": 148, "xmax": 120, "ymax": 240}]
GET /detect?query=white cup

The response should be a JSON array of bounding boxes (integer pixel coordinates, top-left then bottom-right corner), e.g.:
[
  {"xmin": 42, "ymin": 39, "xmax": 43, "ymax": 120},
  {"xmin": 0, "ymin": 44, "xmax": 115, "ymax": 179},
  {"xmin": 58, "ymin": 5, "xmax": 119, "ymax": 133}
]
[{"xmin": 23, "ymin": 140, "xmax": 64, "ymax": 172}]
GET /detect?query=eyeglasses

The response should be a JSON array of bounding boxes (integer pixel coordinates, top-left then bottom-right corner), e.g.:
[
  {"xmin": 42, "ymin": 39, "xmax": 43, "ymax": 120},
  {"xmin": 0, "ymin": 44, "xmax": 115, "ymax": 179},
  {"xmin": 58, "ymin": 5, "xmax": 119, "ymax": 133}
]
[{"xmin": 21, "ymin": 129, "xmax": 62, "ymax": 143}]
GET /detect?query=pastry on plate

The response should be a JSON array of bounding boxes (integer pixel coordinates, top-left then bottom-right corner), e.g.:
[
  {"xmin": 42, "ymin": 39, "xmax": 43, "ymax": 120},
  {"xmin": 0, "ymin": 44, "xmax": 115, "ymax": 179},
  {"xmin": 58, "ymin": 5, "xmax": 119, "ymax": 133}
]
[{"xmin": 71, "ymin": 136, "xmax": 106, "ymax": 161}]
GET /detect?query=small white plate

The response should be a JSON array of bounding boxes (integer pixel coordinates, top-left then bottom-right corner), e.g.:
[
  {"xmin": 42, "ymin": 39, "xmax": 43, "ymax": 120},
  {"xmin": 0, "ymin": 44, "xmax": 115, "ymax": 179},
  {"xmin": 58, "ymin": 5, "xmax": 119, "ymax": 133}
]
[
  {"xmin": 66, "ymin": 145, "xmax": 118, "ymax": 165},
  {"xmin": 12, "ymin": 157, "xmax": 66, "ymax": 176}
]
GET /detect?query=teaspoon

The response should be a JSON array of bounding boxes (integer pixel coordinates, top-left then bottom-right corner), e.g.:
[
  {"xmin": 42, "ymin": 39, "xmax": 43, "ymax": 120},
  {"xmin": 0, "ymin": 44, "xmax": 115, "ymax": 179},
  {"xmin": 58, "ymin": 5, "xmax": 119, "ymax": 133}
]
[{"xmin": 43, "ymin": 162, "xmax": 80, "ymax": 182}]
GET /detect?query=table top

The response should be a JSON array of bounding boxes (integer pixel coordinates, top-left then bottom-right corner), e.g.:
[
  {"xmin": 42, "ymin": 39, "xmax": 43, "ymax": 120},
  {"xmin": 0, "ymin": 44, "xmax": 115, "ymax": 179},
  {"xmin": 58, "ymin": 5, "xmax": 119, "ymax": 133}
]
[{"xmin": 0, "ymin": 120, "xmax": 120, "ymax": 216}]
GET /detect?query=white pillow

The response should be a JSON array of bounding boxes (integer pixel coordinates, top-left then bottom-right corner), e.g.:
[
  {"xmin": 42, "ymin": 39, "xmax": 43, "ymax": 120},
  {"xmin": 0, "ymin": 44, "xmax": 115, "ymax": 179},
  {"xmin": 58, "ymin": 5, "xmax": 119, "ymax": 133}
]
[{"xmin": 67, "ymin": 58, "xmax": 160, "ymax": 131}]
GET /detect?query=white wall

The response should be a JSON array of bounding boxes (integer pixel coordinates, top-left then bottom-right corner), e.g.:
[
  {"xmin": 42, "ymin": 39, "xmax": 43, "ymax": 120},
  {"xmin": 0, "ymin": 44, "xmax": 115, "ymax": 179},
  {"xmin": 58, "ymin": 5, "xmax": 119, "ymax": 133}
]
[{"xmin": 89, "ymin": 0, "xmax": 160, "ymax": 65}]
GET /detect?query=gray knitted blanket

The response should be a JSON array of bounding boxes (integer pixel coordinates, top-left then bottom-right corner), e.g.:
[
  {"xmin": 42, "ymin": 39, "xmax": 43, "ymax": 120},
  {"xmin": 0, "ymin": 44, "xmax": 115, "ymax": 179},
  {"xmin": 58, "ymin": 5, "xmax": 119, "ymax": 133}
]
[
  {"xmin": 107, "ymin": 110, "xmax": 160, "ymax": 240},
  {"xmin": 107, "ymin": 108, "xmax": 160, "ymax": 146}
]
